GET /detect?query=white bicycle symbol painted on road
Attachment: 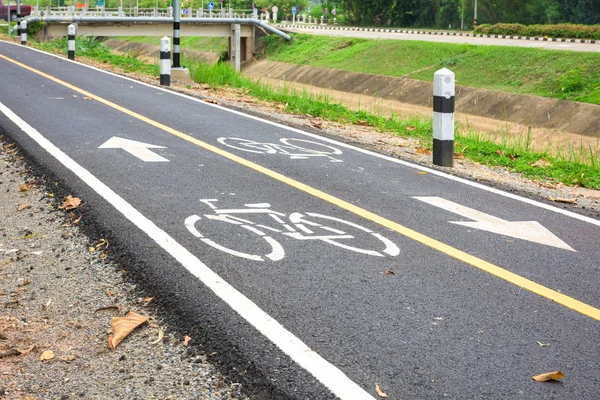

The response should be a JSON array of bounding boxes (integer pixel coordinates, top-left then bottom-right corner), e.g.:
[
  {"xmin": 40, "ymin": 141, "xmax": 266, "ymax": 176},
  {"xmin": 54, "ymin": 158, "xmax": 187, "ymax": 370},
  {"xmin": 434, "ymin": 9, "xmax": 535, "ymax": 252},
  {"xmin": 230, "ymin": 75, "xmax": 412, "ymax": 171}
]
[
  {"xmin": 184, "ymin": 199, "xmax": 399, "ymax": 261},
  {"xmin": 217, "ymin": 137, "xmax": 344, "ymax": 163}
]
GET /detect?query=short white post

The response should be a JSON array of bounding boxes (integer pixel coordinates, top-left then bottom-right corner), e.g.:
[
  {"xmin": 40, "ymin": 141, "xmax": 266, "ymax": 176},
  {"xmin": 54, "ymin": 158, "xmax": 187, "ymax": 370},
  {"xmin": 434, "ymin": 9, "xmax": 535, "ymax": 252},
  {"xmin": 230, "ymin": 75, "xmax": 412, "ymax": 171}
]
[
  {"xmin": 118, "ymin": 6, "xmax": 123, "ymax": 16},
  {"xmin": 228, "ymin": 7, "xmax": 233, "ymax": 18},
  {"xmin": 252, "ymin": 7, "xmax": 257, "ymax": 19},
  {"xmin": 433, "ymin": 68, "xmax": 455, "ymax": 167},
  {"xmin": 67, "ymin": 24, "xmax": 76, "ymax": 60},
  {"xmin": 20, "ymin": 20, "xmax": 27, "ymax": 45},
  {"xmin": 273, "ymin": 11, "xmax": 277, "ymax": 23},
  {"xmin": 160, "ymin": 36, "xmax": 171, "ymax": 86}
]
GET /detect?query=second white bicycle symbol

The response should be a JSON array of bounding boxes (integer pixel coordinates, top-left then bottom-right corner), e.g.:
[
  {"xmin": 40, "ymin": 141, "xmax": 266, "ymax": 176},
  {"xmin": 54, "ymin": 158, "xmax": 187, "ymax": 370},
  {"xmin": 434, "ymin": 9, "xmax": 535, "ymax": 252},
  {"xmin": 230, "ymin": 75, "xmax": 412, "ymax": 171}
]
[
  {"xmin": 217, "ymin": 137, "xmax": 344, "ymax": 163},
  {"xmin": 185, "ymin": 199, "xmax": 400, "ymax": 261}
]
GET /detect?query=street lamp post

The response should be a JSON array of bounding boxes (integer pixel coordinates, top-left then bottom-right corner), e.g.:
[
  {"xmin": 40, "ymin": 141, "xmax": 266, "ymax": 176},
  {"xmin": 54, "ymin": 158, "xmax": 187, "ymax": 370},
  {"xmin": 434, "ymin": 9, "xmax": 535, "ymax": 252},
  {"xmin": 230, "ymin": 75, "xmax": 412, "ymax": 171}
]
[{"xmin": 473, "ymin": 0, "xmax": 477, "ymax": 29}]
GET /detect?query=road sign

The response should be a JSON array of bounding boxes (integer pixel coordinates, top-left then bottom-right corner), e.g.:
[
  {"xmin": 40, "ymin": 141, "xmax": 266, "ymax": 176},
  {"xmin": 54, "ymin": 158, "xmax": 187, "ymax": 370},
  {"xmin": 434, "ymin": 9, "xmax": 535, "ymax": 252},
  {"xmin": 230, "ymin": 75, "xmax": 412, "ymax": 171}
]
[
  {"xmin": 272, "ymin": 6, "xmax": 278, "ymax": 13},
  {"xmin": 207, "ymin": 2, "xmax": 214, "ymax": 9},
  {"xmin": 96, "ymin": 0, "xmax": 105, "ymax": 6},
  {"xmin": 292, "ymin": 6, "xmax": 296, "ymax": 15}
]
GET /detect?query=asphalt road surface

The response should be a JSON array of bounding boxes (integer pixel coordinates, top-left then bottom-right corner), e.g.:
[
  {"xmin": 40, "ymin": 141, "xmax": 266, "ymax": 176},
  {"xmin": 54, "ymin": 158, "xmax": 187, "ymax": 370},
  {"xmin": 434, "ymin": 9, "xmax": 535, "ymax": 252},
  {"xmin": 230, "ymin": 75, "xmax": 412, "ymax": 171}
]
[
  {"xmin": 281, "ymin": 25, "xmax": 600, "ymax": 52},
  {"xmin": 1, "ymin": 40, "xmax": 600, "ymax": 399}
]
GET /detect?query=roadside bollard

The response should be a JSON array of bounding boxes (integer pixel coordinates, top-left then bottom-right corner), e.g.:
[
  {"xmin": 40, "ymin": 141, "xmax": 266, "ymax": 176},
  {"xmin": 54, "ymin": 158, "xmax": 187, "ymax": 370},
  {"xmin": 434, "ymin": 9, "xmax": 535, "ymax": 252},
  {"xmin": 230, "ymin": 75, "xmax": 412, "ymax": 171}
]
[
  {"xmin": 20, "ymin": 20, "xmax": 27, "ymax": 45},
  {"xmin": 68, "ymin": 24, "xmax": 76, "ymax": 60},
  {"xmin": 432, "ymin": 68, "xmax": 455, "ymax": 167},
  {"xmin": 160, "ymin": 36, "xmax": 171, "ymax": 86}
]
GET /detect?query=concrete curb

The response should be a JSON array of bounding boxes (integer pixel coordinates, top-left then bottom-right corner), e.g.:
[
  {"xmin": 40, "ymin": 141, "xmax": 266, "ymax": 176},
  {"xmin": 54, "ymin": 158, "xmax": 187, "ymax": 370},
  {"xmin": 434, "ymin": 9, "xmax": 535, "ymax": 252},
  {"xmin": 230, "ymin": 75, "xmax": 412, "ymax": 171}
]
[{"xmin": 276, "ymin": 24, "xmax": 599, "ymax": 45}]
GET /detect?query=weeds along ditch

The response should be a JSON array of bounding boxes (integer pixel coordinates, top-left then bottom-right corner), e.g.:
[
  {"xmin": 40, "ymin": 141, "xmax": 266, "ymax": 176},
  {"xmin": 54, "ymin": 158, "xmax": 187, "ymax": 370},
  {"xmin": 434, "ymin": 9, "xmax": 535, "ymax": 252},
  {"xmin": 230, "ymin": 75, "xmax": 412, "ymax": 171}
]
[{"xmin": 14, "ymin": 35, "xmax": 600, "ymax": 189}]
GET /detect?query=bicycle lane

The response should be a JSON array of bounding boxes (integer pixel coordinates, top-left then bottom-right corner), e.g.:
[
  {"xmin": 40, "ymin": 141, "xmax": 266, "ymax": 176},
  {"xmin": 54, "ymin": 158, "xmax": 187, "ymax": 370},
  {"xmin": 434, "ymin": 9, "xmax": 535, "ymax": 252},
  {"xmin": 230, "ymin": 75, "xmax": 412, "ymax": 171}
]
[{"xmin": 2, "ymin": 43, "xmax": 600, "ymax": 398}]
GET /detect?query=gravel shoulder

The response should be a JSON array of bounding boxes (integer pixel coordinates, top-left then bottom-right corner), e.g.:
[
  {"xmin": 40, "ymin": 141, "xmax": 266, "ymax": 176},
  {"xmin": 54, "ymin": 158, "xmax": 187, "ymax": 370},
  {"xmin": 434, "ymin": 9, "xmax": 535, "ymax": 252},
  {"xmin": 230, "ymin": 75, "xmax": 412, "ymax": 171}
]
[
  {"xmin": 0, "ymin": 139, "xmax": 247, "ymax": 399},
  {"xmin": 0, "ymin": 45, "xmax": 599, "ymax": 400}
]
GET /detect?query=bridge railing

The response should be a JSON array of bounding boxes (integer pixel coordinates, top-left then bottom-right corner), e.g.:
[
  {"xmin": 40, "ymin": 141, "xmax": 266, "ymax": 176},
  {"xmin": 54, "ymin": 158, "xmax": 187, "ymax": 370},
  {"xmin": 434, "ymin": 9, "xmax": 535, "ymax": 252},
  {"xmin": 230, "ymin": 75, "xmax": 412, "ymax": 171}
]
[{"xmin": 30, "ymin": 6, "xmax": 256, "ymax": 20}]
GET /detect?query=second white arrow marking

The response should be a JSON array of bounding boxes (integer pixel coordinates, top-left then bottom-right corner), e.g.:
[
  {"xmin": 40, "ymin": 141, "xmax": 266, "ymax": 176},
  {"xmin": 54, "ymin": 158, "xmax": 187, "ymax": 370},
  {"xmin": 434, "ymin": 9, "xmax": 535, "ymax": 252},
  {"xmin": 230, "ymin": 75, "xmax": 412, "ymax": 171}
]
[
  {"xmin": 99, "ymin": 137, "xmax": 169, "ymax": 162},
  {"xmin": 414, "ymin": 196, "xmax": 575, "ymax": 251}
]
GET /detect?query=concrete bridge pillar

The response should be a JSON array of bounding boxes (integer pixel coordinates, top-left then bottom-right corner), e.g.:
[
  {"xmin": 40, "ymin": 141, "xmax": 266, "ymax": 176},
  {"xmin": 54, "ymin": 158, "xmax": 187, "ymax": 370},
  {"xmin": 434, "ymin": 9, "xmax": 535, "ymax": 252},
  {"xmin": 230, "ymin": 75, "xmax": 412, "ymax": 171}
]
[{"xmin": 229, "ymin": 23, "xmax": 241, "ymax": 72}]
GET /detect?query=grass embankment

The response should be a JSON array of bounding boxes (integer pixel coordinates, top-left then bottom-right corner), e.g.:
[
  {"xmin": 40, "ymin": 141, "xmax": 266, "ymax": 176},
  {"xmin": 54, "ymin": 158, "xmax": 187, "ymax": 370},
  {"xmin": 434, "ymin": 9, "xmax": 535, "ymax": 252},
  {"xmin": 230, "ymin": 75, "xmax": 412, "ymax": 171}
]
[
  {"xmin": 262, "ymin": 34, "xmax": 600, "ymax": 105},
  {"xmin": 21, "ymin": 35, "xmax": 600, "ymax": 189}
]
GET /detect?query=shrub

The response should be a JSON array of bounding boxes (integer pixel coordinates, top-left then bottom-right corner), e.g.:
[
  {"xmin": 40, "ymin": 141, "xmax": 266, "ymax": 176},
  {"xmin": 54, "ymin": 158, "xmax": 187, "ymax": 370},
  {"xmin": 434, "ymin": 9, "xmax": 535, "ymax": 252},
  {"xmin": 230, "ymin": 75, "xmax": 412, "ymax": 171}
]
[{"xmin": 474, "ymin": 23, "xmax": 600, "ymax": 40}]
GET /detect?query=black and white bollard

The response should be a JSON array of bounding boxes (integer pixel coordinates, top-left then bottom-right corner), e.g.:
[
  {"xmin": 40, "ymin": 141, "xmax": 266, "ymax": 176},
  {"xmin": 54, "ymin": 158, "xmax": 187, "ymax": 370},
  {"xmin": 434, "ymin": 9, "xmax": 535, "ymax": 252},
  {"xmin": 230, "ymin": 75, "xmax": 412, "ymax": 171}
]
[
  {"xmin": 172, "ymin": 0, "xmax": 181, "ymax": 68},
  {"xmin": 160, "ymin": 36, "xmax": 171, "ymax": 86},
  {"xmin": 67, "ymin": 24, "xmax": 76, "ymax": 60},
  {"xmin": 433, "ymin": 68, "xmax": 455, "ymax": 167},
  {"xmin": 20, "ymin": 20, "xmax": 27, "ymax": 45}
]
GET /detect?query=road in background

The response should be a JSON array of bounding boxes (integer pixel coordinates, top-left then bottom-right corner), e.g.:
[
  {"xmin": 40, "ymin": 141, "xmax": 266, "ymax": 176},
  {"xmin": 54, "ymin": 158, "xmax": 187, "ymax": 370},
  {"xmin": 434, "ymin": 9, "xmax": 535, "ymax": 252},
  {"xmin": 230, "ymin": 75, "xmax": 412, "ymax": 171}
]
[
  {"xmin": 282, "ymin": 26, "xmax": 600, "ymax": 52},
  {"xmin": 1, "ymin": 41, "xmax": 600, "ymax": 399}
]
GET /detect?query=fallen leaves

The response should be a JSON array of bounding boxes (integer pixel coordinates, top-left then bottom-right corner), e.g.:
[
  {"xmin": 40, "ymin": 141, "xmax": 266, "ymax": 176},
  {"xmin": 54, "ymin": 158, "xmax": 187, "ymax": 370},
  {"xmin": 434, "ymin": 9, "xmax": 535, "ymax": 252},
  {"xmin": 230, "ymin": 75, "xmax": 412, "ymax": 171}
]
[
  {"xmin": 454, "ymin": 152, "xmax": 465, "ymax": 159},
  {"xmin": 375, "ymin": 383, "xmax": 388, "ymax": 398},
  {"xmin": 39, "ymin": 349, "xmax": 55, "ymax": 361},
  {"xmin": 183, "ymin": 335, "xmax": 192, "ymax": 346},
  {"xmin": 532, "ymin": 371, "xmax": 565, "ymax": 382},
  {"xmin": 384, "ymin": 270, "xmax": 395, "ymax": 275},
  {"xmin": 17, "ymin": 204, "xmax": 31, "ymax": 211},
  {"xmin": 405, "ymin": 125, "xmax": 416, "ymax": 131},
  {"xmin": 108, "ymin": 311, "xmax": 149, "ymax": 351},
  {"xmin": 548, "ymin": 196, "xmax": 577, "ymax": 204},
  {"xmin": 59, "ymin": 195, "xmax": 81, "ymax": 211},
  {"xmin": 416, "ymin": 147, "xmax": 432, "ymax": 155},
  {"xmin": 19, "ymin": 183, "xmax": 32, "ymax": 192},
  {"xmin": 203, "ymin": 99, "xmax": 220, "ymax": 105},
  {"xmin": 150, "ymin": 329, "xmax": 164, "ymax": 345}
]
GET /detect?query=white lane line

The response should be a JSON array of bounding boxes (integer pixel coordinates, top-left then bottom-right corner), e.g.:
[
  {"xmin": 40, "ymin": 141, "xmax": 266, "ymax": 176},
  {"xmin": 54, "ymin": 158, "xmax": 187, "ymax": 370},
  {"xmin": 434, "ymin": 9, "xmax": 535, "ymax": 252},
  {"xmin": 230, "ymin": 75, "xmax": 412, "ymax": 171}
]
[
  {"xmin": 3, "ymin": 40, "xmax": 599, "ymax": 228},
  {"xmin": 0, "ymin": 101, "xmax": 377, "ymax": 400}
]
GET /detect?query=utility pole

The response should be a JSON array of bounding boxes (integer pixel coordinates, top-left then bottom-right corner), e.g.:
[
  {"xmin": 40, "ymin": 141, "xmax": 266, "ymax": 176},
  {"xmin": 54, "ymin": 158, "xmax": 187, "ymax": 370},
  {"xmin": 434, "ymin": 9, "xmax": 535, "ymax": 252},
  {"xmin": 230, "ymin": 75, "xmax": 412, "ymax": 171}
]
[
  {"xmin": 473, "ymin": 0, "xmax": 478, "ymax": 29},
  {"xmin": 172, "ymin": 0, "xmax": 180, "ymax": 67}
]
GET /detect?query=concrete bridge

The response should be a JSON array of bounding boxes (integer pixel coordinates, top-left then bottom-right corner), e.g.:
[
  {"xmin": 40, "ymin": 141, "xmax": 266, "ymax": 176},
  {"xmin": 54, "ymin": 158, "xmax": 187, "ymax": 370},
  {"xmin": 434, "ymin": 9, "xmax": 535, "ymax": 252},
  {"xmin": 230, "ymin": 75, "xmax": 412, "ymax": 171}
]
[{"xmin": 20, "ymin": 9, "xmax": 290, "ymax": 72}]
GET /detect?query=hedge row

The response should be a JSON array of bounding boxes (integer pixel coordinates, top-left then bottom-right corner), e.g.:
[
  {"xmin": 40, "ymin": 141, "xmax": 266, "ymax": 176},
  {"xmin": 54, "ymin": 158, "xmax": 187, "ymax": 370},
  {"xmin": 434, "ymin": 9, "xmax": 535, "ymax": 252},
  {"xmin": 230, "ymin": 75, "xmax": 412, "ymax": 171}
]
[{"xmin": 474, "ymin": 23, "xmax": 600, "ymax": 40}]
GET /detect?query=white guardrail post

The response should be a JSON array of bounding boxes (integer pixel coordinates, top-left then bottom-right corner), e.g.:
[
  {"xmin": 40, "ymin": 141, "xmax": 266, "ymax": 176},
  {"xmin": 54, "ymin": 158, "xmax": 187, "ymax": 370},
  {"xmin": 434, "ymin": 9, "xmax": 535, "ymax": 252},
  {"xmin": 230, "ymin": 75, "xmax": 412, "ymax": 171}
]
[
  {"xmin": 20, "ymin": 20, "xmax": 27, "ymax": 45},
  {"xmin": 160, "ymin": 36, "xmax": 171, "ymax": 86},
  {"xmin": 433, "ymin": 67, "xmax": 455, "ymax": 167},
  {"xmin": 68, "ymin": 24, "xmax": 76, "ymax": 60}
]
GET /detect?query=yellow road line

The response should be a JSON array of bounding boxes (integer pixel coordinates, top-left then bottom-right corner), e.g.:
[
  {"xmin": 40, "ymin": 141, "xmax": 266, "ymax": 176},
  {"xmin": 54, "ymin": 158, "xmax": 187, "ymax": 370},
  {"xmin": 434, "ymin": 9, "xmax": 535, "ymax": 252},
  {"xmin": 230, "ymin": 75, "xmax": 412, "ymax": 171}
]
[{"xmin": 3, "ymin": 53, "xmax": 599, "ymax": 322}]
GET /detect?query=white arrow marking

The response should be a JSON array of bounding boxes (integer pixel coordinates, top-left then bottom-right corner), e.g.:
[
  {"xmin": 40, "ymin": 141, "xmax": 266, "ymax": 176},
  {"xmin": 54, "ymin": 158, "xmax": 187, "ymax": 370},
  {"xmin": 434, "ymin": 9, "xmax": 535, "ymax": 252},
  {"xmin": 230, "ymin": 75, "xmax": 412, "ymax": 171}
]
[
  {"xmin": 414, "ymin": 196, "xmax": 575, "ymax": 251},
  {"xmin": 99, "ymin": 137, "xmax": 169, "ymax": 162}
]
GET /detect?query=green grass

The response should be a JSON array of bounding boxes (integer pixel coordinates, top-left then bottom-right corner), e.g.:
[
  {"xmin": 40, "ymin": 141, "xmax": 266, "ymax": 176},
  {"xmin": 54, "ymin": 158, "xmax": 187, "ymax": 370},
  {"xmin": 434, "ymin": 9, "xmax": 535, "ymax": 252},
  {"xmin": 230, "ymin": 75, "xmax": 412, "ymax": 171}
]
[
  {"xmin": 189, "ymin": 57, "xmax": 600, "ymax": 188},
  {"xmin": 261, "ymin": 34, "xmax": 600, "ymax": 105},
  {"xmin": 37, "ymin": 36, "xmax": 159, "ymax": 75},
  {"xmin": 115, "ymin": 36, "xmax": 228, "ymax": 53},
  {"xmin": 26, "ymin": 37, "xmax": 600, "ymax": 189}
]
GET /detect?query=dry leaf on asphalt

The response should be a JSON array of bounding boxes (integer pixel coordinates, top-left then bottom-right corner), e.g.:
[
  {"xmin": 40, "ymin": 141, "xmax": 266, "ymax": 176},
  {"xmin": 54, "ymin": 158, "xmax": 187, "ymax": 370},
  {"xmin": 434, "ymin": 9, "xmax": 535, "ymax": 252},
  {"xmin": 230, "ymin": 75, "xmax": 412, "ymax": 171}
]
[
  {"xmin": 416, "ymin": 147, "xmax": 432, "ymax": 155},
  {"xmin": 108, "ymin": 311, "xmax": 149, "ymax": 351},
  {"xmin": 384, "ymin": 270, "xmax": 395, "ymax": 275},
  {"xmin": 19, "ymin": 183, "xmax": 32, "ymax": 192},
  {"xmin": 17, "ymin": 204, "xmax": 31, "ymax": 211},
  {"xmin": 59, "ymin": 195, "xmax": 81, "ymax": 210},
  {"xmin": 203, "ymin": 99, "xmax": 220, "ymax": 105},
  {"xmin": 532, "ymin": 371, "xmax": 565, "ymax": 382},
  {"xmin": 40, "ymin": 350, "xmax": 55, "ymax": 361},
  {"xmin": 142, "ymin": 297, "xmax": 153, "ymax": 304},
  {"xmin": 183, "ymin": 335, "xmax": 192, "ymax": 346},
  {"xmin": 531, "ymin": 158, "xmax": 552, "ymax": 168},
  {"xmin": 375, "ymin": 383, "xmax": 388, "ymax": 398},
  {"xmin": 548, "ymin": 196, "xmax": 577, "ymax": 204}
]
